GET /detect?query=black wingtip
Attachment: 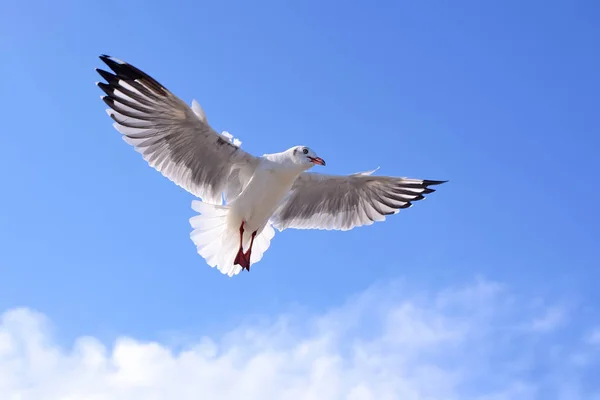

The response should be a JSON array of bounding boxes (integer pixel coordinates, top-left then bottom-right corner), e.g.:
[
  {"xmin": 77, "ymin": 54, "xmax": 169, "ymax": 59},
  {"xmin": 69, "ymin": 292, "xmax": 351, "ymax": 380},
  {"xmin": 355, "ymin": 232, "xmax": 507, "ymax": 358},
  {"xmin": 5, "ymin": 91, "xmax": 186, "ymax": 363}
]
[
  {"xmin": 101, "ymin": 95, "xmax": 115, "ymax": 109},
  {"xmin": 96, "ymin": 54, "xmax": 169, "ymax": 94},
  {"xmin": 100, "ymin": 55, "xmax": 123, "ymax": 71},
  {"xmin": 96, "ymin": 68, "xmax": 117, "ymax": 83},
  {"xmin": 97, "ymin": 81, "xmax": 114, "ymax": 96},
  {"xmin": 424, "ymin": 179, "xmax": 449, "ymax": 186}
]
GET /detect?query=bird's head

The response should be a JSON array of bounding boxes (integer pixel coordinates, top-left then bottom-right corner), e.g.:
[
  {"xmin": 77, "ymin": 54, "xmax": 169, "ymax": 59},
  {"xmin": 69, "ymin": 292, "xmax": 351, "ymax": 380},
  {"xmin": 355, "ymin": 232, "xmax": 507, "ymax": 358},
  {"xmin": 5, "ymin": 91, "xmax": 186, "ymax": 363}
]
[{"xmin": 290, "ymin": 146, "xmax": 326, "ymax": 169}]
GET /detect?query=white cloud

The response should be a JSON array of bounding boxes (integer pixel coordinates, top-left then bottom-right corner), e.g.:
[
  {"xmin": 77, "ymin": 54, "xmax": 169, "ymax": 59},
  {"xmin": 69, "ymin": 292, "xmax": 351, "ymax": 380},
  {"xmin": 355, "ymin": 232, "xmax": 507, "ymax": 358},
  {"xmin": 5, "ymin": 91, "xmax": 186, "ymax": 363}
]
[
  {"xmin": 529, "ymin": 306, "xmax": 566, "ymax": 333},
  {"xmin": 586, "ymin": 328, "xmax": 600, "ymax": 346},
  {"xmin": 0, "ymin": 280, "xmax": 595, "ymax": 400}
]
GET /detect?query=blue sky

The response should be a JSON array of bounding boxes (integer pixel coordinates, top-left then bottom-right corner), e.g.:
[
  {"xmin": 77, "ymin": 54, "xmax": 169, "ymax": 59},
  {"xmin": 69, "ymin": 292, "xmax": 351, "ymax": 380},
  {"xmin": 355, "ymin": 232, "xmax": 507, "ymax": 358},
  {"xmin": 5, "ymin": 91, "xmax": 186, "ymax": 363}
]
[{"xmin": 0, "ymin": 0, "xmax": 599, "ymax": 398}]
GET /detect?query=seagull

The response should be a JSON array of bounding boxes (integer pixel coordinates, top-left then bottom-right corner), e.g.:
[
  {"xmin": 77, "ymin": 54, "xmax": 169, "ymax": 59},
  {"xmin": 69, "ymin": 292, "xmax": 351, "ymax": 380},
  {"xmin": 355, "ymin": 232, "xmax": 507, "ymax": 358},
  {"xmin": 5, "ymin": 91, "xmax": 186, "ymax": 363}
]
[{"xmin": 95, "ymin": 55, "xmax": 447, "ymax": 277}]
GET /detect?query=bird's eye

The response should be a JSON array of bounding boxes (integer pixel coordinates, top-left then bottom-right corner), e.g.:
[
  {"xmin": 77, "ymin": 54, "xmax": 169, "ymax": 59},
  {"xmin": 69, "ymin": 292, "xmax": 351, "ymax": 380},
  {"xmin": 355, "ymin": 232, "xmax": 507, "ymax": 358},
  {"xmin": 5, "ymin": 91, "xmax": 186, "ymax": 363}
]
[{"xmin": 302, "ymin": 148, "xmax": 308, "ymax": 154}]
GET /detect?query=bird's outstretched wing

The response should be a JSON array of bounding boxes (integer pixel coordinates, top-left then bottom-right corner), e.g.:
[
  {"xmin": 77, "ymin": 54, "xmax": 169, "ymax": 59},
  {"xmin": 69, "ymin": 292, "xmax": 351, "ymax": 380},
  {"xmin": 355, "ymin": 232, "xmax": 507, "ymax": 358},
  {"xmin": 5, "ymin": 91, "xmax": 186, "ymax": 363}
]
[
  {"xmin": 271, "ymin": 169, "xmax": 446, "ymax": 231},
  {"xmin": 96, "ymin": 55, "xmax": 259, "ymax": 204}
]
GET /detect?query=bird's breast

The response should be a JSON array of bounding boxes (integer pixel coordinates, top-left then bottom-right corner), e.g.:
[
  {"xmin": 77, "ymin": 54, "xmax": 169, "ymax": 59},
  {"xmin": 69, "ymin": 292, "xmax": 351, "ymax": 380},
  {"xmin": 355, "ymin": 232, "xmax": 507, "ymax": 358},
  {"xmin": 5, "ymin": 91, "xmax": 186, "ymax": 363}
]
[{"xmin": 229, "ymin": 167, "xmax": 299, "ymax": 232}]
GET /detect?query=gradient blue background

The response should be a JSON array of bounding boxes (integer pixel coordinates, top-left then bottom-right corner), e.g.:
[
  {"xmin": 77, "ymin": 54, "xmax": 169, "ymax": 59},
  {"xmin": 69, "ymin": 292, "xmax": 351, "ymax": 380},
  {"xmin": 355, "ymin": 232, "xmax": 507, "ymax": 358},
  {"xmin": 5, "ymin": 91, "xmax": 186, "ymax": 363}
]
[{"xmin": 0, "ymin": 0, "xmax": 598, "ymax": 347}]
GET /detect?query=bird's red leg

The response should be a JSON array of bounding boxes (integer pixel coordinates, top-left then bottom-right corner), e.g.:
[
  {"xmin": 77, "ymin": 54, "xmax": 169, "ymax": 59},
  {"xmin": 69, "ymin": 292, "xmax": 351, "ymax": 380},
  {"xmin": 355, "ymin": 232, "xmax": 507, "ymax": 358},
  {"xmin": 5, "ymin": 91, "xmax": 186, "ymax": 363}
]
[
  {"xmin": 242, "ymin": 231, "xmax": 257, "ymax": 270},
  {"xmin": 233, "ymin": 222, "xmax": 250, "ymax": 271}
]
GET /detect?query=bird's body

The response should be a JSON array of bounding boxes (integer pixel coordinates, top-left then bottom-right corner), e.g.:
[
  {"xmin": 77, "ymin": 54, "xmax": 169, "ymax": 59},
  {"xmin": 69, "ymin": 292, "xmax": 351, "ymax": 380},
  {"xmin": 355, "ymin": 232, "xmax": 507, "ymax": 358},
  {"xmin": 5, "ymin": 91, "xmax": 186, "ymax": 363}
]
[
  {"xmin": 190, "ymin": 150, "xmax": 321, "ymax": 274},
  {"xmin": 229, "ymin": 154, "xmax": 306, "ymax": 237},
  {"xmin": 95, "ymin": 55, "xmax": 447, "ymax": 276}
]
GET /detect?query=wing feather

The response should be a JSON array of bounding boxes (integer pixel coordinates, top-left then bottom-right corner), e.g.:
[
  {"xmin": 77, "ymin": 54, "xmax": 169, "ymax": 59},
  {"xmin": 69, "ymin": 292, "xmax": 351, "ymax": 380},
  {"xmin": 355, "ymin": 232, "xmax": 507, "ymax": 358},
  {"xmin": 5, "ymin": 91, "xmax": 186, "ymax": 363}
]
[
  {"xmin": 96, "ymin": 55, "xmax": 258, "ymax": 204},
  {"xmin": 271, "ymin": 171, "xmax": 446, "ymax": 231}
]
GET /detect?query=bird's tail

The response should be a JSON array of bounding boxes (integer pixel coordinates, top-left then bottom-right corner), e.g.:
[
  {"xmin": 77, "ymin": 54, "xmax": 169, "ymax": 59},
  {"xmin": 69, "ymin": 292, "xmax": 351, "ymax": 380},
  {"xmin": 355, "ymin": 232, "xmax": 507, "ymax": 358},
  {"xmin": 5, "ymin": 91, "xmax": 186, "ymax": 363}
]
[{"xmin": 189, "ymin": 200, "xmax": 275, "ymax": 276}]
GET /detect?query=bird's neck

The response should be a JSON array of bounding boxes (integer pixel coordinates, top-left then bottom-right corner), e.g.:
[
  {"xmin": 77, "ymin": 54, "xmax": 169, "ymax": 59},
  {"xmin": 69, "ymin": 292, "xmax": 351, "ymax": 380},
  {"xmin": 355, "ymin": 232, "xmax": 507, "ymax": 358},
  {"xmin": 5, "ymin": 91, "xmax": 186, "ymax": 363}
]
[{"xmin": 262, "ymin": 152, "xmax": 311, "ymax": 174}]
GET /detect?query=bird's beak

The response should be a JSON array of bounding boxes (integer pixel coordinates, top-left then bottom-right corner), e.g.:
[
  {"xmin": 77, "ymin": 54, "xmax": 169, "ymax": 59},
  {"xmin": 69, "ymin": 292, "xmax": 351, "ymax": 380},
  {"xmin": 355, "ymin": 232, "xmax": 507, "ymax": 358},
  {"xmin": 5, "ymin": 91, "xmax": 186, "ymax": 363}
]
[{"xmin": 308, "ymin": 156, "xmax": 326, "ymax": 166}]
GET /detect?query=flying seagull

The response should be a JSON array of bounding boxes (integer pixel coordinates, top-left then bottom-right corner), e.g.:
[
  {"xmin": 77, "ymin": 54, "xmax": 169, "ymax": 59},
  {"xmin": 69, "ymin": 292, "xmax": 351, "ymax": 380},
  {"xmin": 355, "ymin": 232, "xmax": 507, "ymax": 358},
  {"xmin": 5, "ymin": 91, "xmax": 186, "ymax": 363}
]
[{"xmin": 95, "ymin": 55, "xmax": 447, "ymax": 276}]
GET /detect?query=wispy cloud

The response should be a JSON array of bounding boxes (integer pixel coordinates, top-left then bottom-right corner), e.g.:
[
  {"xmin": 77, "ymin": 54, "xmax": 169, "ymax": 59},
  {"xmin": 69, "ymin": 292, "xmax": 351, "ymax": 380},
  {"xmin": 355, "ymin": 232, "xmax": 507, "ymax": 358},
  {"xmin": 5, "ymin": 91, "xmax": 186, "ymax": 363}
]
[
  {"xmin": 586, "ymin": 328, "xmax": 600, "ymax": 346},
  {"xmin": 529, "ymin": 306, "xmax": 567, "ymax": 333},
  {"xmin": 0, "ymin": 280, "xmax": 596, "ymax": 400}
]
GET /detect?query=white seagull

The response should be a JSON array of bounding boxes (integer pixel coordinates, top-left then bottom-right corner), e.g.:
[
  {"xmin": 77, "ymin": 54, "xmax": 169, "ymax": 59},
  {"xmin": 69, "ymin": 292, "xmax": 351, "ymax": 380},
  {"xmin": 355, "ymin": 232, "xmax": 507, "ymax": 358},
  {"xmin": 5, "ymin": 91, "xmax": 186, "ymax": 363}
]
[{"xmin": 96, "ymin": 55, "xmax": 447, "ymax": 276}]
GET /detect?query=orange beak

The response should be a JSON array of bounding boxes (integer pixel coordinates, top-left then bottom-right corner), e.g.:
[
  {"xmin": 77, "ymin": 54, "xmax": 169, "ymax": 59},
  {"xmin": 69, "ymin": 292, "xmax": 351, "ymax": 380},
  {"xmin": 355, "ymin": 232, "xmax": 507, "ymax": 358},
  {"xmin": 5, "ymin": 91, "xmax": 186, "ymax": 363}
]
[{"xmin": 308, "ymin": 156, "xmax": 326, "ymax": 166}]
